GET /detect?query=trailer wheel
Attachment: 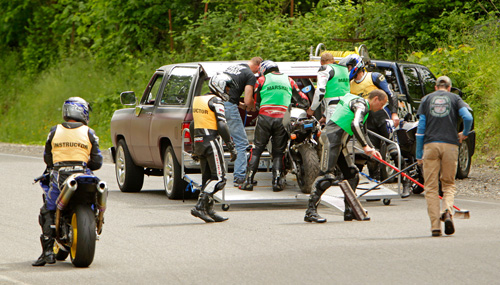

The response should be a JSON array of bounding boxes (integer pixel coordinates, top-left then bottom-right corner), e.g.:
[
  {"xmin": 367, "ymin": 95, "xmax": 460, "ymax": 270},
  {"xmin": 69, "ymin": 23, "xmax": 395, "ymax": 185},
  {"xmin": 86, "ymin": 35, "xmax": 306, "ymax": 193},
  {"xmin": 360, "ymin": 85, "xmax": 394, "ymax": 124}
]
[
  {"xmin": 221, "ymin": 204, "xmax": 230, "ymax": 211},
  {"xmin": 383, "ymin": 199, "xmax": 391, "ymax": 205}
]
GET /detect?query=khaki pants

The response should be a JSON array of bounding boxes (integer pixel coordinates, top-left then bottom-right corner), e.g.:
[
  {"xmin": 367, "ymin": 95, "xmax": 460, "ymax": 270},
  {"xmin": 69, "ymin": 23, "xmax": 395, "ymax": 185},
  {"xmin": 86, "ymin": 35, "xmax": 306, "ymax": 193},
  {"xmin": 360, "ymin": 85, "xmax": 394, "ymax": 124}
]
[{"xmin": 423, "ymin": 143, "xmax": 459, "ymax": 231}]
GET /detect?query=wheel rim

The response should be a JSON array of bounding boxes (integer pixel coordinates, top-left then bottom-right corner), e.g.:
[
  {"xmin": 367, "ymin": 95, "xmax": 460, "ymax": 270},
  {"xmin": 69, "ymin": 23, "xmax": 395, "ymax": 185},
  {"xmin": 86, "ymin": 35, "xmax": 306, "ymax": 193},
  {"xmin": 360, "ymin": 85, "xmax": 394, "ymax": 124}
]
[
  {"xmin": 163, "ymin": 151, "xmax": 174, "ymax": 196},
  {"xmin": 459, "ymin": 141, "xmax": 469, "ymax": 172},
  {"xmin": 70, "ymin": 213, "xmax": 78, "ymax": 258},
  {"xmin": 116, "ymin": 145, "xmax": 126, "ymax": 186}
]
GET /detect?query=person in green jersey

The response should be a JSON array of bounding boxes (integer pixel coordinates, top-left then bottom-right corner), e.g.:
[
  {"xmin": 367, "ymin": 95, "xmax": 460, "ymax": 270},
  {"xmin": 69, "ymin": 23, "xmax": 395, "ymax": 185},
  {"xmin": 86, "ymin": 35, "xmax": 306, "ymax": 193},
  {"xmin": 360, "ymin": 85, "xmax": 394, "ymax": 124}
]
[
  {"xmin": 304, "ymin": 89, "xmax": 387, "ymax": 223},
  {"xmin": 307, "ymin": 52, "xmax": 350, "ymax": 123},
  {"xmin": 239, "ymin": 60, "xmax": 309, "ymax": 192}
]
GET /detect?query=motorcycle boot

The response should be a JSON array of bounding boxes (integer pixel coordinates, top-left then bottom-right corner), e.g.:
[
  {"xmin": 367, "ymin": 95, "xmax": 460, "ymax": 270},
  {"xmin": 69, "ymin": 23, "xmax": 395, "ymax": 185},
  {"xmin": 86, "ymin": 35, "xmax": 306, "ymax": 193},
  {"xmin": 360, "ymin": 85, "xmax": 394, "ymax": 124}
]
[
  {"xmin": 206, "ymin": 195, "xmax": 228, "ymax": 222},
  {"xmin": 272, "ymin": 170, "xmax": 285, "ymax": 192},
  {"xmin": 191, "ymin": 192, "xmax": 215, "ymax": 223},
  {"xmin": 304, "ymin": 178, "xmax": 331, "ymax": 223},
  {"xmin": 239, "ymin": 170, "xmax": 256, "ymax": 191},
  {"xmin": 32, "ymin": 235, "xmax": 56, "ymax": 266}
]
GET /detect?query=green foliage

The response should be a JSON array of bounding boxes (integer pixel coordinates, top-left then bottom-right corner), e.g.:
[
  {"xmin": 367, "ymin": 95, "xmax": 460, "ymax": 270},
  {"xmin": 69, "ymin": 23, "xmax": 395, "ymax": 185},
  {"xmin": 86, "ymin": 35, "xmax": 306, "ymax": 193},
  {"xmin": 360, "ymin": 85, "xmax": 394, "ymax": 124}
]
[
  {"xmin": 0, "ymin": 0, "xmax": 499, "ymax": 162},
  {"xmin": 407, "ymin": 17, "xmax": 500, "ymax": 164}
]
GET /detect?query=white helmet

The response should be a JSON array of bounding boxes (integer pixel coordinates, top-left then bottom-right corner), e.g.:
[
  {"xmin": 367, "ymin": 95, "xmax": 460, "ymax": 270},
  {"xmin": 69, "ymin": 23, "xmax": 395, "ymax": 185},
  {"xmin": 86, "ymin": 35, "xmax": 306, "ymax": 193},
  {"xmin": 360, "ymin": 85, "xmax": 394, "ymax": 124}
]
[
  {"xmin": 208, "ymin": 72, "xmax": 237, "ymax": 101},
  {"xmin": 62, "ymin": 97, "xmax": 91, "ymax": 125}
]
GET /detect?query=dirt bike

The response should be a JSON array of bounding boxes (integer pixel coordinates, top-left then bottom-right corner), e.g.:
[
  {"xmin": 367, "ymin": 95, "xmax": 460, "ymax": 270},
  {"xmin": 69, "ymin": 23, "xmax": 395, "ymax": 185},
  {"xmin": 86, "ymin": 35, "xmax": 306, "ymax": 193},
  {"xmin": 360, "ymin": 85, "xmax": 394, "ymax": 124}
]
[
  {"xmin": 35, "ymin": 172, "xmax": 108, "ymax": 267},
  {"xmin": 283, "ymin": 107, "xmax": 321, "ymax": 194}
]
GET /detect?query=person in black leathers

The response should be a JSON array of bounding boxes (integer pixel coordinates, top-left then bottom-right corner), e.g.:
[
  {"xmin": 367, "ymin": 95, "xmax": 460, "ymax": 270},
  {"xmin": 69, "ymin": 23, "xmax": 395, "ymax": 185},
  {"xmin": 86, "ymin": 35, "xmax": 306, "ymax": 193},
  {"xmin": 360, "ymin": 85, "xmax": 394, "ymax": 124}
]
[
  {"xmin": 189, "ymin": 72, "xmax": 238, "ymax": 223},
  {"xmin": 239, "ymin": 60, "xmax": 310, "ymax": 192},
  {"xmin": 33, "ymin": 97, "xmax": 103, "ymax": 266},
  {"xmin": 304, "ymin": 90, "xmax": 387, "ymax": 223}
]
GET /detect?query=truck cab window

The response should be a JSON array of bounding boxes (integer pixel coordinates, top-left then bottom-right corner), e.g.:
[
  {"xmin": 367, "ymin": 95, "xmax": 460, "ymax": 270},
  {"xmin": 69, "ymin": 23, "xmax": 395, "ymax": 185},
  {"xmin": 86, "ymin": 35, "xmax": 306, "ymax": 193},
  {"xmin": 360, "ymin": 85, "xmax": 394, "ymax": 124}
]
[
  {"xmin": 402, "ymin": 67, "xmax": 423, "ymax": 100},
  {"xmin": 419, "ymin": 67, "xmax": 436, "ymax": 96},
  {"xmin": 141, "ymin": 73, "xmax": 163, "ymax": 105},
  {"xmin": 160, "ymin": 67, "xmax": 197, "ymax": 105}
]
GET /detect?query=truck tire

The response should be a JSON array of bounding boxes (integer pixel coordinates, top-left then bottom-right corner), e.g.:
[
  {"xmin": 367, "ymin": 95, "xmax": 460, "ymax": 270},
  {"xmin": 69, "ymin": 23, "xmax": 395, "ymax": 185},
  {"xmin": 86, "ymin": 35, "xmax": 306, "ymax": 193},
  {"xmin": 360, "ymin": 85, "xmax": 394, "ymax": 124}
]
[
  {"xmin": 380, "ymin": 142, "xmax": 397, "ymax": 183},
  {"xmin": 163, "ymin": 146, "xmax": 187, "ymax": 199},
  {"xmin": 456, "ymin": 139, "xmax": 471, "ymax": 179},
  {"xmin": 115, "ymin": 140, "xmax": 144, "ymax": 192},
  {"xmin": 70, "ymin": 205, "xmax": 96, "ymax": 267},
  {"xmin": 296, "ymin": 144, "xmax": 320, "ymax": 194}
]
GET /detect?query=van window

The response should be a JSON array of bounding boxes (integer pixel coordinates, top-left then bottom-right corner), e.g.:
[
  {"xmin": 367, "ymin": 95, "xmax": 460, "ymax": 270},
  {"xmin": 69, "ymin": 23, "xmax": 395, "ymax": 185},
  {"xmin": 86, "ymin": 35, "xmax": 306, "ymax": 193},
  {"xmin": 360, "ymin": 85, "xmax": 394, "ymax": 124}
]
[{"xmin": 160, "ymin": 67, "xmax": 197, "ymax": 105}]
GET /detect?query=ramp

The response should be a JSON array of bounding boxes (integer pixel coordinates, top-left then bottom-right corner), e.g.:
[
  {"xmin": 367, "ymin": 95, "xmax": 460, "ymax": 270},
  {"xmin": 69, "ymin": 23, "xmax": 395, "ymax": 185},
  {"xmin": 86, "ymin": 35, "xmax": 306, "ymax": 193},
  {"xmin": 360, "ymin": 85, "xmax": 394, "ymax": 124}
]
[{"xmin": 183, "ymin": 172, "xmax": 400, "ymax": 212}]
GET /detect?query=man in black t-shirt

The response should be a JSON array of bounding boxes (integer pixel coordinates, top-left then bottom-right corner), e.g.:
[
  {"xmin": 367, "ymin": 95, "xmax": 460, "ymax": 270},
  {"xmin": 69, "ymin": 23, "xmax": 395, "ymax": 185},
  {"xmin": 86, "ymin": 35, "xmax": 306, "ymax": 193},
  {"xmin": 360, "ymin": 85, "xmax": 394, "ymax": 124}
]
[{"xmin": 223, "ymin": 57, "xmax": 262, "ymax": 186}]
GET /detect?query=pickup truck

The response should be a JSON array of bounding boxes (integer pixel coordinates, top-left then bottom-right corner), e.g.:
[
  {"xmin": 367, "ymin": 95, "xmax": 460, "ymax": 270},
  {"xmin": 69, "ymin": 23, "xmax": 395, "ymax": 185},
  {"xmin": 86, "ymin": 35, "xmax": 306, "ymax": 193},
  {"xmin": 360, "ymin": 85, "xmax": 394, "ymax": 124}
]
[
  {"xmin": 109, "ymin": 61, "xmax": 320, "ymax": 199},
  {"xmin": 367, "ymin": 59, "xmax": 475, "ymax": 179}
]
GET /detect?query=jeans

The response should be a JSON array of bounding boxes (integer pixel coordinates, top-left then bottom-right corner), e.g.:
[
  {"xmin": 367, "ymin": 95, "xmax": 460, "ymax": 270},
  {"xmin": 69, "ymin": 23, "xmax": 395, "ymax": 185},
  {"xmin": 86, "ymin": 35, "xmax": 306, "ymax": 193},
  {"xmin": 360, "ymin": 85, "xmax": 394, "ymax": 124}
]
[{"xmin": 224, "ymin": 101, "xmax": 249, "ymax": 180}]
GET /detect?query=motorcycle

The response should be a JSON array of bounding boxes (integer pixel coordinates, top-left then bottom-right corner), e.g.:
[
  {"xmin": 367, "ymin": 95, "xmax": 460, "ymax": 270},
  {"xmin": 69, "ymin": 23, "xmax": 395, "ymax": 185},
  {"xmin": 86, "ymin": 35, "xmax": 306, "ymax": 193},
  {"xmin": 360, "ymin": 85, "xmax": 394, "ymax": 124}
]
[
  {"xmin": 35, "ymin": 172, "xmax": 108, "ymax": 267},
  {"xmin": 283, "ymin": 107, "xmax": 321, "ymax": 194}
]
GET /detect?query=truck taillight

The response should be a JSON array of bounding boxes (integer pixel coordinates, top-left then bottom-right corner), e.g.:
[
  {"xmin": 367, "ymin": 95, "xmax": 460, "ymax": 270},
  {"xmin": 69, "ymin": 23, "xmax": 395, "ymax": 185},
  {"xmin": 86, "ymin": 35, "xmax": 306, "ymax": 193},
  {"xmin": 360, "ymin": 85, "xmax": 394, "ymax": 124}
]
[{"xmin": 182, "ymin": 122, "xmax": 191, "ymax": 144}]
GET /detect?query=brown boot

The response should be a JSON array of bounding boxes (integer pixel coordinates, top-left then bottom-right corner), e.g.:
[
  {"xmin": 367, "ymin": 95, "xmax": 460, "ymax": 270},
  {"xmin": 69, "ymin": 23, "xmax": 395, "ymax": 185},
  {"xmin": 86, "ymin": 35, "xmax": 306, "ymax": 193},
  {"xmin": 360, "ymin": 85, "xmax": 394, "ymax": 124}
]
[{"xmin": 442, "ymin": 209, "xmax": 455, "ymax": 235}]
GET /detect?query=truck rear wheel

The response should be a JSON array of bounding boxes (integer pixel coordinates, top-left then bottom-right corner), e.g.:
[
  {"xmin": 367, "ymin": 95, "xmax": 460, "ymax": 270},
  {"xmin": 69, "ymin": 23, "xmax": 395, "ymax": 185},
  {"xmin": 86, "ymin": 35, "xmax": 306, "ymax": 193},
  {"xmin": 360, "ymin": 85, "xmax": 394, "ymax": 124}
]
[
  {"xmin": 163, "ymin": 146, "xmax": 187, "ymax": 199},
  {"xmin": 115, "ymin": 140, "xmax": 144, "ymax": 192}
]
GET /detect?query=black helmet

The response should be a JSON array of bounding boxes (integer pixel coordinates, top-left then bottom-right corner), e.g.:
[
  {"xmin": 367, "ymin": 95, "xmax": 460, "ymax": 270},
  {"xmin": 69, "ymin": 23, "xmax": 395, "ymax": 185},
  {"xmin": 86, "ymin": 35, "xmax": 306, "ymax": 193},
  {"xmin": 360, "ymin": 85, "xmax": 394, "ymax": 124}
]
[
  {"xmin": 339, "ymin": 54, "xmax": 364, "ymax": 81},
  {"xmin": 259, "ymin": 60, "xmax": 279, "ymax": 76},
  {"xmin": 62, "ymin": 97, "xmax": 91, "ymax": 125},
  {"xmin": 208, "ymin": 72, "xmax": 238, "ymax": 101}
]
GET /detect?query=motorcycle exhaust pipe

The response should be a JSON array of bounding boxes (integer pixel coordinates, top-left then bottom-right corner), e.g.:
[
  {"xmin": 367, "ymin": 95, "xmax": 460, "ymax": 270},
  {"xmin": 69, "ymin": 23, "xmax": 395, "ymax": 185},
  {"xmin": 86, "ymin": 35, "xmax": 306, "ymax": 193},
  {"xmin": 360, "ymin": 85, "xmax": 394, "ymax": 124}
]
[
  {"xmin": 96, "ymin": 181, "xmax": 108, "ymax": 235},
  {"xmin": 56, "ymin": 177, "xmax": 78, "ymax": 210},
  {"xmin": 55, "ymin": 177, "xmax": 78, "ymax": 239},
  {"xmin": 96, "ymin": 181, "xmax": 108, "ymax": 211}
]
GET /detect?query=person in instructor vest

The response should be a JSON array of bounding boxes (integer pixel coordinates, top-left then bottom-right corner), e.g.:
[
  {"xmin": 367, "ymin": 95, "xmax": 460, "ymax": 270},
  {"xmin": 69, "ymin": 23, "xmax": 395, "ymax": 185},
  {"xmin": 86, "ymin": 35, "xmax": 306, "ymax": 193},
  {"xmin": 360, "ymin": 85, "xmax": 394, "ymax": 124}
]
[
  {"xmin": 33, "ymin": 97, "xmax": 103, "ymax": 266},
  {"xmin": 189, "ymin": 73, "xmax": 238, "ymax": 223},
  {"xmin": 344, "ymin": 54, "xmax": 404, "ymax": 195}
]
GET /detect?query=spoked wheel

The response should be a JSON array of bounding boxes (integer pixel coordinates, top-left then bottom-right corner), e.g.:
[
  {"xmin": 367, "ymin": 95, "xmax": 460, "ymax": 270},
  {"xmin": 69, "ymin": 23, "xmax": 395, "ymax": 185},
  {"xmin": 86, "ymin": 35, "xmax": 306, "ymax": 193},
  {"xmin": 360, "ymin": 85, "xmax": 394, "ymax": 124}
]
[
  {"xmin": 70, "ymin": 205, "xmax": 96, "ymax": 267},
  {"xmin": 296, "ymin": 144, "xmax": 320, "ymax": 194}
]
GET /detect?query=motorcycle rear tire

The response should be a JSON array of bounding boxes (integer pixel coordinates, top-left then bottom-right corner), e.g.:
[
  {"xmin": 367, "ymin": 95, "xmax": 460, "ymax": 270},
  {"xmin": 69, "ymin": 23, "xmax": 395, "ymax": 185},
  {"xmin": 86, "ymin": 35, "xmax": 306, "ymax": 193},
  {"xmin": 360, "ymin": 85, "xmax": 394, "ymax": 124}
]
[
  {"xmin": 70, "ymin": 205, "xmax": 96, "ymax": 267},
  {"xmin": 297, "ymin": 144, "xmax": 320, "ymax": 194}
]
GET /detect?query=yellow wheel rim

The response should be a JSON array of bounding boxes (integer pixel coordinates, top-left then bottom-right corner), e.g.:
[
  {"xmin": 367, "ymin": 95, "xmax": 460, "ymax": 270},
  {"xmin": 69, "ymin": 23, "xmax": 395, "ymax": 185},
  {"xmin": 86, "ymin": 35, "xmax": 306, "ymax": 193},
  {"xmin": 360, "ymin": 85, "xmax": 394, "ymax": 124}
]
[{"xmin": 71, "ymin": 213, "xmax": 78, "ymax": 258}]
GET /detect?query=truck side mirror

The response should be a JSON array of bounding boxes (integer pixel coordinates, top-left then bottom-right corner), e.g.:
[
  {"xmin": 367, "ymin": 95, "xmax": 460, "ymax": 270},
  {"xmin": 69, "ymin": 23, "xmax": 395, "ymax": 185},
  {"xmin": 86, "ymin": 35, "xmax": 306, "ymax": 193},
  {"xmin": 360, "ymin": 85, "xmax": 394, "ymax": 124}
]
[{"xmin": 120, "ymin": 91, "xmax": 137, "ymax": 106}]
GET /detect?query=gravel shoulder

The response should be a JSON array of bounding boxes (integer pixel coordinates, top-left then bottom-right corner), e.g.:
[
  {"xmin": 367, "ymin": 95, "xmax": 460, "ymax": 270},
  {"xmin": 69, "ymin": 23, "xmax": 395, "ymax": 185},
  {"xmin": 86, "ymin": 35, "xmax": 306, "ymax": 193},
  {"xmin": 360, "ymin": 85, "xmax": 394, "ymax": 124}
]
[{"xmin": 1, "ymin": 142, "xmax": 499, "ymax": 200}]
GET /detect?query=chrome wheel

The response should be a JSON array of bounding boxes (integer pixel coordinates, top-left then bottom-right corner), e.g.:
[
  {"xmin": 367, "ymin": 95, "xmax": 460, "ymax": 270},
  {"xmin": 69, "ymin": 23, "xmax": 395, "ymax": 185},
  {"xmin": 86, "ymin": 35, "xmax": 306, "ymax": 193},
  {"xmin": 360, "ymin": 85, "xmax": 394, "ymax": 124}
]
[
  {"xmin": 163, "ymin": 150, "xmax": 175, "ymax": 197},
  {"xmin": 116, "ymin": 145, "xmax": 126, "ymax": 187}
]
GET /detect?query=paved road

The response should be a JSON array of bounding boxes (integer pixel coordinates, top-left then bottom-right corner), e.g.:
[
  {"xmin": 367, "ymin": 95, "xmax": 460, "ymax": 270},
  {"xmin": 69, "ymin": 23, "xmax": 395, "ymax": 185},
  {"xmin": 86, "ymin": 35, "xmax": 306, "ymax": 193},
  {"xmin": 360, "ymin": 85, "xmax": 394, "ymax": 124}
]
[{"xmin": 1, "ymin": 152, "xmax": 500, "ymax": 284}]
